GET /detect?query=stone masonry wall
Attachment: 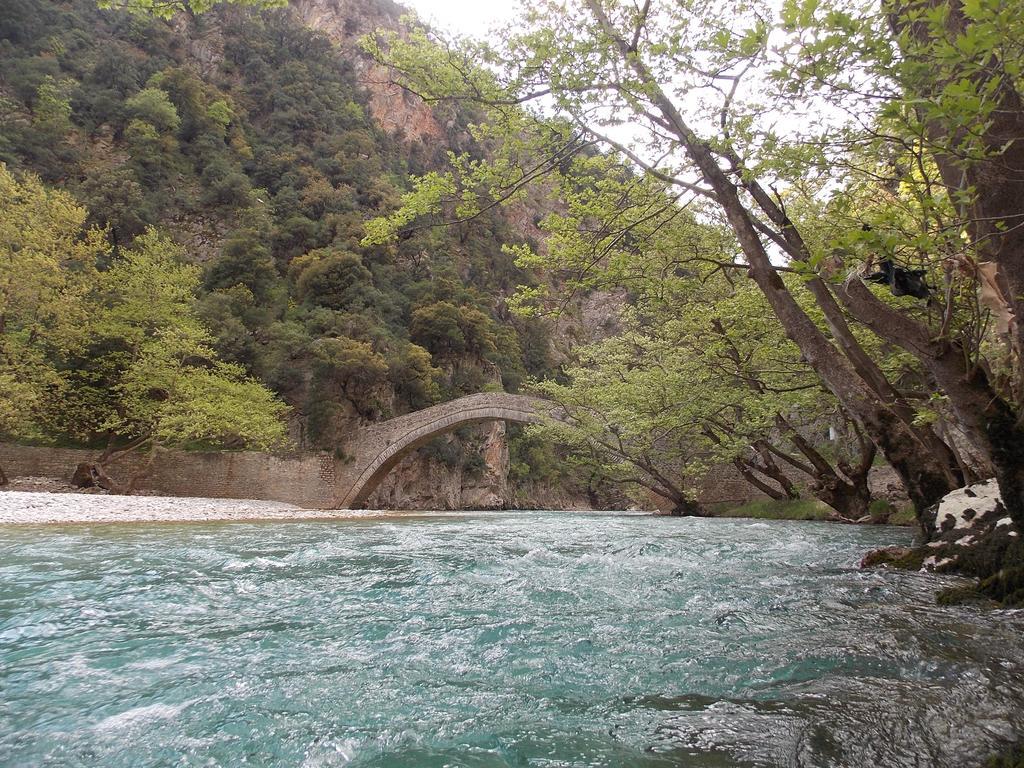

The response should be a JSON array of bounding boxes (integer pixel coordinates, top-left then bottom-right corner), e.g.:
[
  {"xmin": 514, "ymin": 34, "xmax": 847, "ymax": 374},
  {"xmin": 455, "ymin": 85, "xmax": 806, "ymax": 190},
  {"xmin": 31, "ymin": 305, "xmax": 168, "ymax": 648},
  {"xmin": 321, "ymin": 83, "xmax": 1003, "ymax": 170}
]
[
  {"xmin": 695, "ymin": 462, "xmax": 909, "ymax": 508},
  {"xmin": 0, "ymin": 443, "xmax": 337, "ymax": 508}
]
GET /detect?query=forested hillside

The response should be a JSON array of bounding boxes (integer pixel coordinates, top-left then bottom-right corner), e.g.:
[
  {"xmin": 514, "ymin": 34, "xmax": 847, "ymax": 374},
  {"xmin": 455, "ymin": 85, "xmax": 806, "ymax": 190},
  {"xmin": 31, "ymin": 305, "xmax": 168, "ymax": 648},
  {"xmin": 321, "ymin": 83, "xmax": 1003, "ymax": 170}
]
[{"xmin": 0, "ymin": 0, "xmax": 590, "ymax": 505}]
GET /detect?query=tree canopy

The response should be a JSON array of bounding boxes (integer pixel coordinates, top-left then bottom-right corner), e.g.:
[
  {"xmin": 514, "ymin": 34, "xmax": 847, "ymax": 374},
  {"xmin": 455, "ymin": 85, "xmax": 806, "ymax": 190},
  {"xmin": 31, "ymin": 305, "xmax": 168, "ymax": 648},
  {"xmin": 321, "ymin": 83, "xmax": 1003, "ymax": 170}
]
[{"xmin": 361, "ymin": 0, "xmax": 1024, "ymax": 527}]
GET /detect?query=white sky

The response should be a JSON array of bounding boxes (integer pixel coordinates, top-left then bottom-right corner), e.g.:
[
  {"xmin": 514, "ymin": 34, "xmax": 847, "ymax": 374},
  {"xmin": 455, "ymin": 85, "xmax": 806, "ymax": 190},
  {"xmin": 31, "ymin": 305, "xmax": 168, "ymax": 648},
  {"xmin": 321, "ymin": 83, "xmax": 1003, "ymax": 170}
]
[{"xmin": 402, "ymin": 0, "xmax": 520, "ymax": 37}]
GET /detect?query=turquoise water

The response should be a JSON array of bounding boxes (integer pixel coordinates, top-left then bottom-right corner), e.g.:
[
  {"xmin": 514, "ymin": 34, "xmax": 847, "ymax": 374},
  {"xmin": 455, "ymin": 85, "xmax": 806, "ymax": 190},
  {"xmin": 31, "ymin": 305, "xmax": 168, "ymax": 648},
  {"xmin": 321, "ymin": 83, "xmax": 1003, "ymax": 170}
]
[{"xmin": 2, "ymin": 512, "xmax": 1023, "ymax": 767}]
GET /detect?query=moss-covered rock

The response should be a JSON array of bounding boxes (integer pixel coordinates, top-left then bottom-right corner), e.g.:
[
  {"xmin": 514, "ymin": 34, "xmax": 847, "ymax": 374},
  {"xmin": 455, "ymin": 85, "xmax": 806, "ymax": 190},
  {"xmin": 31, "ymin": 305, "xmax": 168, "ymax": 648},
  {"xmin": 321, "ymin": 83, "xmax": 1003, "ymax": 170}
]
[
  {"xmin": 861, "ymin": 479, "xmax": 1023, "ymax": 606},
  {"xmin": 860, "ymin": 545, "xmax": 928, "ymax": 570},
  {"xmin": 986, "ymin": 745, "xmax": 1024, "ymax": 768},
  {"xmin": 976, "ymin": 565, "xmax": 1024, "ymax": 608},
  {"xmin": 934, "ymin": 584, "xmax": 998, "ymax": 607}
]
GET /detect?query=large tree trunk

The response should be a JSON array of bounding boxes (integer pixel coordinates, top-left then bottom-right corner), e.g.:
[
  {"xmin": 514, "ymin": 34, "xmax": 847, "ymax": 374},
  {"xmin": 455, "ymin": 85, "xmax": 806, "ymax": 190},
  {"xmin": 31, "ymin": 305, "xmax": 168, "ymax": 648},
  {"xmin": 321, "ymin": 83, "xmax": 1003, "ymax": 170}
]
[
  {"xmin": 583, "ymin": 0, "xmax": 956, "ymax": 515},
  {"xmin": 696, "ymin": 173, "xmax": 951, "ymax": 512},
  {"xmin": 773, "ymin": 414, "xmax": 877, "ymax": 522},
  {"xmin": 70, "ymin": 461, "xmax": 121, "ymax": 492},
  {"xmin": 838, "ymin": 279, "xmax": 999, "ymax": 464},
  {"xmin": 668, "ymin": 496, "xmax": 705, "ymax": 517},
  {"xmin": 836, "ymin": 277, "xmax": 1024, "ymax": 529},
  {"xmin": 70, "ymin": 434, "xmax": 154, "ymax": 495},
  {"xmin": 815, "ymin": 473, "xmax": 873, "ymax": 521},
  {"xmin": 881, "ymin": 0, "xmax": 1024, "ymax": 531},
  {"xmin": 0, "ymin": 462, "xmax": 8, "ymax": 486},
  {"xmin": 890, "ymin": 0, "xmax": 1024, "ymax": 378},
  {"xmin": 751, "ymin": 440, "xmax": 801, "ymax": 498},
  {"xmin": 737, "ymin": 166, "xmax": 963, "ymax": 487},
  {"xmin": 986, "ymin": 401, "xmax": 1024, "ymax": 535},
  {"xmin": 650, "ymin": 479, "xmax": 706, "ymax": 517},
  {"xmin": 124, "ymin": 444, "xmax": 161, "ymax": 494},
  {"xmin": 636, "ymin": 476, "xmax": 705, "ymax": 516}
]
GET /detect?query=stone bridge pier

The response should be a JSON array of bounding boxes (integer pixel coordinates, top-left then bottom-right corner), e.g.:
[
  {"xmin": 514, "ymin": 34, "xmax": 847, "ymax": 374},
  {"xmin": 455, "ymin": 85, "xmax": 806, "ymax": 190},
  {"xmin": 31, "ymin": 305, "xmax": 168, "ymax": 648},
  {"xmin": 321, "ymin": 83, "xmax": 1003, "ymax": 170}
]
[{"xmin": 332, "ymin": 392, "xmax": 555, "ymax": 509}]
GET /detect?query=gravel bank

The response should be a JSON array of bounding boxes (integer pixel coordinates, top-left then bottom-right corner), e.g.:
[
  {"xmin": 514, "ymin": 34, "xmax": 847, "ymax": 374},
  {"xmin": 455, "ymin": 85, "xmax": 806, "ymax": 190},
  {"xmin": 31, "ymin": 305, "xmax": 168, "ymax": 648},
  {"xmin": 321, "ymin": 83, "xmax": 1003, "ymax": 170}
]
[{"xmin": 0, "ymin": 490, "xmax": 367, "ymax": 524}]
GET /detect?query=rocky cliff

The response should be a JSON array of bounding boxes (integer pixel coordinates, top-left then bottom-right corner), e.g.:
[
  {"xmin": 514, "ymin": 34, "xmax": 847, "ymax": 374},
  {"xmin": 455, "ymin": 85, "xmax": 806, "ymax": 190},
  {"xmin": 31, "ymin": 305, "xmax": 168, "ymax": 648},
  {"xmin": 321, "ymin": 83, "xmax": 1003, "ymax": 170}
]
[
  {"xmin": 290, "ymin": 0, "xmax": 445, "ymax": 144},
  {"xmin": 285, "ymin": 0, "xmax": 598, "ymax": 510}
]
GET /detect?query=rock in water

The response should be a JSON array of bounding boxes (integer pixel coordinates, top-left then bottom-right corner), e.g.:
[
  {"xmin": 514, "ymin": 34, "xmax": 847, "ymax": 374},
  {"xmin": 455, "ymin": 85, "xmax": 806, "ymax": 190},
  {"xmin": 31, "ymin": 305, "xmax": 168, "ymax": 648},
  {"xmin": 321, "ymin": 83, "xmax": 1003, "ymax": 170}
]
[
  {"xmin": 924, "ymin": 479, "xmax": 1004, "ymax": 537},
  {"xmin": 919, "ymin": 479, "xmax": 1019, "ymax": 573},
  {"xmin": 862, "ymin": 479, "xmax": 1024, "ymax": 606}
]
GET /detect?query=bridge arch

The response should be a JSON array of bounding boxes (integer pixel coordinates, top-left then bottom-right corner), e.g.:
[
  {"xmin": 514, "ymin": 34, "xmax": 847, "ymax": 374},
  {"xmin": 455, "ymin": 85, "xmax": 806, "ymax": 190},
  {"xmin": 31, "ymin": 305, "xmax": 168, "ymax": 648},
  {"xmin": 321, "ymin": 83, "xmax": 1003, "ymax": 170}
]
[{"xmin": 336, "ymin": 393, "xmax": 551, "ymax": 508}]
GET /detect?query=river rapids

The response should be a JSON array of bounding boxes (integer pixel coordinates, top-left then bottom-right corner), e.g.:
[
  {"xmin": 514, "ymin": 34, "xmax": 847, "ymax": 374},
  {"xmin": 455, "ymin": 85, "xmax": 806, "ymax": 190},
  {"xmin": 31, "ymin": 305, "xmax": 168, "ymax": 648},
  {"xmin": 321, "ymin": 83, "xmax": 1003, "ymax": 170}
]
[{"xmin": 1, "ymin": 511, "xmax": 1023, "ymax": 767}]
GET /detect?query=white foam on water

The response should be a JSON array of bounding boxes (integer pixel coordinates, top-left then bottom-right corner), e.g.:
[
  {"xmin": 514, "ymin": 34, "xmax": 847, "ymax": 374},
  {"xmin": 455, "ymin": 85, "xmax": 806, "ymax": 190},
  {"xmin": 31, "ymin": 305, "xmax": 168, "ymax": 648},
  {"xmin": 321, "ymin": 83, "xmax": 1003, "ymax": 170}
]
[
  {"xmin": 93, "ymin": 700, "xmax": 194, "ymax": 732},
  {"xmin": 301, "ymin": 738, "xmax": 360, "ymax": 767},
  {"xmin": 0, "ymin": 622, "xmax": 62, "ymax": 642},
  {"xmin": 126, "ymin": 656, "xmax": 180, "ymax": 670}
]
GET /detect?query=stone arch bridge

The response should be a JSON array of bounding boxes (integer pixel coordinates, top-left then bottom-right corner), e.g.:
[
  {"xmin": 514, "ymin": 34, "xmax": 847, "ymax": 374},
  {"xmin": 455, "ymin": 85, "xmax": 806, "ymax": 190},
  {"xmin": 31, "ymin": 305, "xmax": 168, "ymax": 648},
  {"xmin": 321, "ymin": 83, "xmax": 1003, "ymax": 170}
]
[{"xmin": 334, "ymin": 392, "xmax": 556, "ymax": 508}]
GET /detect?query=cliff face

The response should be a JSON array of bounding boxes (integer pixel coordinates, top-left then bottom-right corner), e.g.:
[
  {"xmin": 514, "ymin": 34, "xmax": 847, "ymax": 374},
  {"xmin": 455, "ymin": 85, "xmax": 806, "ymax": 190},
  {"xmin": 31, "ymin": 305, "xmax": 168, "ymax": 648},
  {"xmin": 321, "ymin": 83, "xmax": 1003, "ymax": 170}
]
[
  {"xmin": 285, "ymin": 0, "xmax": 578, "ymax": 510},
  {"xmin": 289, "ymin": 0, "xmax": 444, "ymax": 144}
]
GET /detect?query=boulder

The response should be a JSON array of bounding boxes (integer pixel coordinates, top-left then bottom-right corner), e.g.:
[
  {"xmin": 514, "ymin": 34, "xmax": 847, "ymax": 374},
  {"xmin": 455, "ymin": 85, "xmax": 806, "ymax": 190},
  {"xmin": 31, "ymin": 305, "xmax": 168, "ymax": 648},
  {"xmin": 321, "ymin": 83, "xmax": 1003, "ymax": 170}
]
[
  {"xmin": 917, "ymin": 479, "xmax": 1019, "ymax": 575},
  {"xmin": 862, "ymin": 479, "xmax": 1024, "ymax": 606},
  {"xmin": 70, "ymin": 462, "xmax": 97, "ymax": 488}
]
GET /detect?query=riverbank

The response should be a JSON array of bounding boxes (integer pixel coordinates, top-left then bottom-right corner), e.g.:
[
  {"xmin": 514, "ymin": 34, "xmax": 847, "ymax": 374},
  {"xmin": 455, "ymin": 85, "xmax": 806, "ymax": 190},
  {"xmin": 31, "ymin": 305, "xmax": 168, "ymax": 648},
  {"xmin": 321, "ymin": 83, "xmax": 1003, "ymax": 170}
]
[
  {"xmin": 0, "ymin": 489, "xmax": 366, "ymax": 524},
  {"xmin": 1, "ymin": 485, "xmax": 919, "ymax": 526},
  {"xmin": 709, "ymin": 497, "xmax": 918, "ymax": 526},
  {"xmin": 0, "ymin": 488, "xmax": 629, "ymax": 524}
]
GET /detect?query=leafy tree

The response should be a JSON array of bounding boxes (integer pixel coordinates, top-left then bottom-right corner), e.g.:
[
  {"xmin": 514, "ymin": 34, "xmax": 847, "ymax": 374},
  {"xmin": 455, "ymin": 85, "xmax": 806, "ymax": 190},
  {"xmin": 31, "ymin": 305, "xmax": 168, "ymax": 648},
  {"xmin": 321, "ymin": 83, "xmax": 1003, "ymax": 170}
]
[
  {"xmin": 308, "ymin": 336, "xmax": 389, "ymax": 432},
  {"xmin": 532, "ymin": 334, "xmax": 710, "ymax": 516},
  {"xmin": 0, "ymin": 167, "xmax": 288, "ymax": 489},
  {"xmin": 295, "ymin": 249, "xmax": 378, "ymax": 312},
  {"xmin": 125, "ymin": 117, "xmax": 179, "ymax": 186},
  {"xmin": 410, "ymin": 300, "xmax": 498, "ymax": 361},
  {"xmin": 33, "ymin": 76, "xmax": 74, "ymax": 136},
  {"xmin": 75, "ymin": 166, "xmax": 151, "ymax": 245},
  {"xmin": 531, "ymin": 265, "xmax": 882, "ymax": 519},
  {"xmin": 124, "ymin": 87, "xmax": 180, "ymax": 133},
  {"xmin": 410, "ymin": 301, "xmax": 467, "ymax": 357},
  {"xmin": 361, "ymin": 0, "xmax": 990, "ymax": 516},
  {"xmin": 204, "ymin": 229, "xmax": 279, "ymax": 303},
  {"xmin": 196, "ymin": 285, "xmax": 263, "ymax": 368},
  {"xmin": 3, "ymin": 73, "xmax": 81, "ymax": 178},
  {"xmin": 387, "ymin": 342, "xmax": 442, "ymax": 409},
  {"xmin": 77, "ymin": 229, "xmax": 289, "ymax": 489},
  {"xmin": 772, "ymin": 0, "xmax": 1024, "ymax": 529},
  {"xmin": 0, "ymin": 164, "xmax": 104, "ymax": 481}
]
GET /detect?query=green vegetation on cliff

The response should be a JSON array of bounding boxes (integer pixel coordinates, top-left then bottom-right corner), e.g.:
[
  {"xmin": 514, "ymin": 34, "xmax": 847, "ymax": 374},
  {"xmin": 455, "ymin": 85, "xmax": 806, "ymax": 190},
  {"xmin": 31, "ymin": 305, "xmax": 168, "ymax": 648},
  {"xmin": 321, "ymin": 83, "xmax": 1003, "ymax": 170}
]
[{"xmin": 0, "ymin": 0, "xmax": 554, "ymax": 464}]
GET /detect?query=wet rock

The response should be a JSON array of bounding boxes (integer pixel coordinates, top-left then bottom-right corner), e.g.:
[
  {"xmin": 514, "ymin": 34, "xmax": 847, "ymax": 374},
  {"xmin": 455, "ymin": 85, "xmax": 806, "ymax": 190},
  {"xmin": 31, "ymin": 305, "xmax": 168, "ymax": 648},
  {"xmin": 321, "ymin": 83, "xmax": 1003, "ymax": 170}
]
[
  {"xmin": 921, "ymin": 478, "xmax": 1004, "ymax": 538},
  {"xmin": 983, "ymin": 744, "xmax": 1024, "ymax": 767},
  {"xmin": 917, "ymin": 479, "xmax": 1019, "ymax": 577},
  {"xmin": 862, "ymin": 479, "xmax": 1024, "ymax": 606},
  {"xmin": 860, "ymin": 546, "xmax": 926, "ymax": 570}
]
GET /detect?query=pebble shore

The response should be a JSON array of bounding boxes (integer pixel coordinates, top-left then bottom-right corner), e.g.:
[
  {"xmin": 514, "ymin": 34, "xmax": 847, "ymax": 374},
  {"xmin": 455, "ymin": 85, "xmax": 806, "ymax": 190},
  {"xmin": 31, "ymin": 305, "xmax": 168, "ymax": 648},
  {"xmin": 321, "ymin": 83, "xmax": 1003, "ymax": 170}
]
[{"xmin": 0, "ymin": 487, "xmax": 366, "ymax": 524}]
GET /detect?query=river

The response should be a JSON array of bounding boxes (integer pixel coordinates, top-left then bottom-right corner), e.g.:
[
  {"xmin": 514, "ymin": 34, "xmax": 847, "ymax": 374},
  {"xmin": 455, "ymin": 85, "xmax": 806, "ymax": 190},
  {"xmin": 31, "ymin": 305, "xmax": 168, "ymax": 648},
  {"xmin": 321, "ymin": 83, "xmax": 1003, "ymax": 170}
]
[{"xmin": 1, "ymin": 511, "xmax": 1023, "ymax": 767}]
